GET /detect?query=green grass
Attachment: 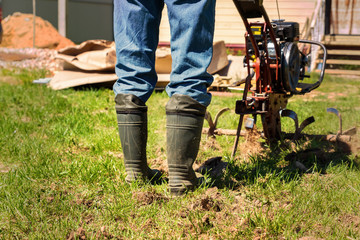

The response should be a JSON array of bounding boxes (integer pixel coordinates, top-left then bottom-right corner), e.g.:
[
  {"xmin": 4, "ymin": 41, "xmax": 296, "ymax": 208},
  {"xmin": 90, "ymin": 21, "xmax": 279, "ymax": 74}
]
[{"xmin": 0, "ymin": 68, "xmax": 359, "ymax": 239}]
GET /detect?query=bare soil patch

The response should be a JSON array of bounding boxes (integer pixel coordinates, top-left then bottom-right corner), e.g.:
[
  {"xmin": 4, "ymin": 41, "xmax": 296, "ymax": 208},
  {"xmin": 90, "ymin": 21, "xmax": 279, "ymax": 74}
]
[
  {"xmin": 238, "ymin": 127, "xmax": 264, "ymax": 160},
  {"xmin": 67, "ymin": 227, "xmax": 87, "ymax": 240},
  {"xmin": 96, "ymin": 226, "xmax": 114, "ymax": 239},
  {"xmin": 0, "ymin": 51, "xmax": 37, "ymax": 62},
  {"xmin": 0, "ymin": 162, "xmax": 10, "ymax": 173},
  {"xmin": 347, "ymin": 133, "xmax": 360, "ymax": 157},
  {"xmin": 296, "ymin": 90, "xmax": 351, "ymax": 102},
  {"xmin": 0, "ymin": 76, "xmax": 20, "ymax": 85},
  {"xmin": 201, "ymin": 137, "xmax": 222, "ymax": 152},
  {"xmin": 132, "ymin": 190, "xmax": 168, "ymax": 205},
  {"xmin": 338, "ymin": 214, "xmax": 360, "ymax": 233},
  {"xmin": 191, "ymin": 195, "xmax": 222, "ymax": 212},
  {"xmin": 149, "ymin": 147, "xmax": 167, "ymax": 173}
]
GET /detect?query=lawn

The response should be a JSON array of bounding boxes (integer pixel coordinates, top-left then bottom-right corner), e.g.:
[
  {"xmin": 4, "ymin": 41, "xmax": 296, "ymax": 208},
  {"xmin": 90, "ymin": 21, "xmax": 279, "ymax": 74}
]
[{"xmin": 0, "ymin": 69, "xmax": 359, "ymax": 239}]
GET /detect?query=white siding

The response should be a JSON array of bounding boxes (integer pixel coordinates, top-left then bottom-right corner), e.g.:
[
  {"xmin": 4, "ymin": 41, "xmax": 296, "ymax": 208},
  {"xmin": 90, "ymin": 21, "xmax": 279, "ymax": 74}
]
[{"xmin": 159, "ymin": 0, "xmax": 316, "ymax": 45}]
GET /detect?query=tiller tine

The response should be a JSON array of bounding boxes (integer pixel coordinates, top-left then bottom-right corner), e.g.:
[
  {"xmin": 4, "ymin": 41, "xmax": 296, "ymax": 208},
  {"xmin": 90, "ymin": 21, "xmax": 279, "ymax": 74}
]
[
  {"xmin": 299, "ymin": 116, "xmax": 315, "ymax": 133},
  {"xmin": 204, "ymin": 108, "xmax": 231, "ymax": 138},
  {"xmin": 214, "ymin": 108, "xmax": 231, "ymax": 128},
  {"xmin": 326, "ymin": 108, "xmax": 342, "ymax": 137},
  {"xmin": 280, "ymin": 109, "xmax": 299, "ymax": 135},
  {"xmin": 205, "ymin": 111, "xmax": 216, "ymax": 137},
  {"xmin": 326, "ymin": 107, "xmax": 357, "ymax": 140},
  {"xmin": 280, "ymin": 109, "xmax": 315, "ymax": 140}
]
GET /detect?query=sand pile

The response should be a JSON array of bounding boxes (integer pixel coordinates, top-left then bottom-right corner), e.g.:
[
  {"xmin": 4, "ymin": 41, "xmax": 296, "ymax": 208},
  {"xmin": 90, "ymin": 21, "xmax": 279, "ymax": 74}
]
[{"xmin": 0, "ymin": 12, "xmax": 75, "ymax": 50}]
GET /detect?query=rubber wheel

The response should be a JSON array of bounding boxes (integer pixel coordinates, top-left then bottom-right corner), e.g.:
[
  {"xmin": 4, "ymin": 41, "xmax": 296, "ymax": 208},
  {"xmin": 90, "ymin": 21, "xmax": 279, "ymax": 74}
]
[{"xmin": 281, "ymin": 42, "xmax": 301, "ymax": 93}]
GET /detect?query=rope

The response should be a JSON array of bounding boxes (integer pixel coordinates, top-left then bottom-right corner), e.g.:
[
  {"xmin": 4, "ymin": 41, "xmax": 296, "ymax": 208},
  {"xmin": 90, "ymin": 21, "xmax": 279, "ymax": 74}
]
[{"xmin": 275, "ymin": 0, "xmax": 281, "ymax": 20}]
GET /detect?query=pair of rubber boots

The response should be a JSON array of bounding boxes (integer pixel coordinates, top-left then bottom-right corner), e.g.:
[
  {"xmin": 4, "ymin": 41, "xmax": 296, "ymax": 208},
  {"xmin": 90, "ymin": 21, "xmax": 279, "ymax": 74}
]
[{"xmin": 115, "ymin": 93, "xmax": 205, "ymax": 195}]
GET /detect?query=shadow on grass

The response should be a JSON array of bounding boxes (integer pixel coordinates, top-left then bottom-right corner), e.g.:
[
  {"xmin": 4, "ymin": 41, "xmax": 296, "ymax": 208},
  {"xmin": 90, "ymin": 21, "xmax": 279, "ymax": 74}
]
[
  {"xmin": 211, "ymin": 138, "xmax": 358, "ymax": 190},
  {"xmin": 73, "ymin": 83, "xmax": 167, "ymax": 93}
]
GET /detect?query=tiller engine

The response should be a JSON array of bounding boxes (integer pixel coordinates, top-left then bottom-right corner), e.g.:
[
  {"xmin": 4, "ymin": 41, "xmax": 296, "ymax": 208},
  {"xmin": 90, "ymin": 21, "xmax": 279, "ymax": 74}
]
[{"xmin": 230, "ymin": 0, "xmax": 327, "ymax": 157}]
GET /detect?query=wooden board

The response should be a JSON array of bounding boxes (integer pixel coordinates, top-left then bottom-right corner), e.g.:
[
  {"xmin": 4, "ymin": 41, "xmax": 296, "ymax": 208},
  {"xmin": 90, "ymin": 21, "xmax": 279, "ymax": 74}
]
[
  {"xmin": 319, "ymin": 49, "xmax": 360, "ymax": 56},
  {"xmin": 323, "ymin": 35, "xmax": 360, "ymax": 46},
  {"xmin": 320, "ymin": 59, "xmax": 360, "ymax": 65},
  {"xmin": 317, "ymin": 69, "xmax": 360, "ymax": 76}
]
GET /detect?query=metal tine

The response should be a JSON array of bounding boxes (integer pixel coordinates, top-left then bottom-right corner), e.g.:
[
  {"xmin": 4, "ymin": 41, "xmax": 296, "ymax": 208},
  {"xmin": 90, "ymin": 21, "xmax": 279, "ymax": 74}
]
[
  {"xmin": 326, "ymin": 108, "xmax": 342, "ymax": 136},
  {"xmin": 205, "ymin": 111, "xmax": 215, "ymax": 137},
  {"xmin": 213, "ymin": 108, "xmax": 230, "ymax": 128},
  {"xmin": 280, "ymin": 109, "xmax": 299, "ymax": 134},
  {"xmin": 298, "ymin": 116, "xmax": 315, "ymax": 133},
  {"xmin": 281, "ymin": 110, "xmax": 315, "ymax": 140},
  {"xmin": 205, "ymin": 108, "xmax": 230, "ymax": 138}
]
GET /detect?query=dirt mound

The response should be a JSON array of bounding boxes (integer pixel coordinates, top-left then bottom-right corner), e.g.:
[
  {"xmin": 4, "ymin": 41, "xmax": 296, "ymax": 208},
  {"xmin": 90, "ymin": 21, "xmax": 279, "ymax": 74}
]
[
  {"xmin": 239, "ymin": 126, "xmax": 264, "ymax": 160},
  {"xmin": 0, "ymin": 12, "xmax": 75, "ymax": 50},
  {"xmin": 132, "ymin": 191, "xmax": 168, "ymax": 205}
]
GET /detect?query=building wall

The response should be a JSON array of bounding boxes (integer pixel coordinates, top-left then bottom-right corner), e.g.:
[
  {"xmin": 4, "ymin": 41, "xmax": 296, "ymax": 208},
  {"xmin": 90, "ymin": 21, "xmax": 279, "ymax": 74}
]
[
  {"xmin": 2, "ymin": 0, "xmax": 316, "ymax": 45},
  {"xmin": 159, "ymin": 0, "xmax": 317, "ymax": 45}
]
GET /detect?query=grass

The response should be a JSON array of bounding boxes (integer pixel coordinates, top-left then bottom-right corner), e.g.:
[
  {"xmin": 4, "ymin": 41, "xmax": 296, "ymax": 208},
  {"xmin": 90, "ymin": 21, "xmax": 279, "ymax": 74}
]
[{"xmin": 0, "ymin": 68, "xmax": 359, "ymax": 239}]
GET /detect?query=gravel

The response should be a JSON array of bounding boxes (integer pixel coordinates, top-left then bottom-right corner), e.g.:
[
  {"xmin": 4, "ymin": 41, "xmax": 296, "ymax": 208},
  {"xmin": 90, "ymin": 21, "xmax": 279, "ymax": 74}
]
[{"xmin": 0, "ymin": 47, "xmax": 61, "ymax": 73}]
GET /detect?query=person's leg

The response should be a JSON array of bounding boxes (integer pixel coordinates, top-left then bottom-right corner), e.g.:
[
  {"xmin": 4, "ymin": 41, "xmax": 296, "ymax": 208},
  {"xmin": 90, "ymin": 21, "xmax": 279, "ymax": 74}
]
[
  {"xmin": 165, "ymin": 0, "xmax": 216, "ymax": 107},
  {"xmin": 166, "ymin": 94, "xmax": 206, "ymax": 195},
  {"xmin": 113, "ymin": 0, "xmax": 164, "ymax": 182},
  {"xmin": 164, "ymin": 0, "xmax": 216, "ymax": 195},
  {"xmin": 113, "ymin": 0, "xmax": 164, "ymax": 102},
  {"xmin": 115, "ymin": 94, "xmax": 161, "ymax": 183}
]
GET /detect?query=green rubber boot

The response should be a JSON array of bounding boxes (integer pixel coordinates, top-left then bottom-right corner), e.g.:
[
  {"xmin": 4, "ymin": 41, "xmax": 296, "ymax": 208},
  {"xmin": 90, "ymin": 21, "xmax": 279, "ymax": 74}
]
[
  {"xmin": 115, "ymin": 94, "xmax": 160, "ymax": 183},
  {"xmin": 166, "ymin": 94, "xmax": 206, "ymax": 196}
]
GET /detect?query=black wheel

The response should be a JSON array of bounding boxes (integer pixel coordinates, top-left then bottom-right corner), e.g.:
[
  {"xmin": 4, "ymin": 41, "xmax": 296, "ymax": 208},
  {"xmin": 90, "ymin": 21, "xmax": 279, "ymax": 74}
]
[{"xmin": 281, "ymin": 42, "xmax": 301, "ymax": 93}]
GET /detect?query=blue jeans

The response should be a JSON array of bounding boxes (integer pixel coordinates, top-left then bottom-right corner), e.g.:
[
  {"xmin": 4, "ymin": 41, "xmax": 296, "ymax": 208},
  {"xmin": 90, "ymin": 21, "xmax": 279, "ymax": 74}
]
[{"xmin": 113, "ymin": 0, "xmax": 215, "ymax": 107}]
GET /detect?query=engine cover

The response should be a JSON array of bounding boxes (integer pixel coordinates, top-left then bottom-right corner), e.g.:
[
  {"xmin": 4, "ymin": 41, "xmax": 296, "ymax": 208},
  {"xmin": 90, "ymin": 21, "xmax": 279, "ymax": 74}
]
[{"xmin": 271, "ymin": 21, "xmax": 300, "ymax": 42}]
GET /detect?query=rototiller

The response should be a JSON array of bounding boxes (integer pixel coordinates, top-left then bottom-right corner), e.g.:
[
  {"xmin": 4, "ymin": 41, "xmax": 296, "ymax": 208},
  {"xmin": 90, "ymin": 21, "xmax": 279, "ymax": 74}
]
[
  {"xmin": 229, "ymin": 0, "xmax": 329, "ymax": 157},
  {"xmin": 206, "ymin": 0, "xmax": 332, "ymax": 158}
]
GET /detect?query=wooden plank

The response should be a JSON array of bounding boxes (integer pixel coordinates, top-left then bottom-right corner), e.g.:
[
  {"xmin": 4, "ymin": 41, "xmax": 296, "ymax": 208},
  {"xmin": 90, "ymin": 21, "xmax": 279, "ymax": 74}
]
[
  {"xmin": 323, "ymin": 35, "xmax": 360, "ymax": 46},
  {"xmin": 214, "ymin": 15, "xmax": 308, "ymax": 23},
  {"xmin": 319, "ymin": 49, "xmax": 360, "ymax": 56},
  {"xmin": 317, "ymin": 69, "xmax": 360, "ymax": 75},
  {"xmin": 215, "ymin": 8, "xmax": 314, "ymax": 15},
  {"xmin": 320, "ymin": 59, "xmax": 360, "ymax": 65},
  {"xmin": 215, "ymin": 15, "xmax": 309, "ymax": 24},
  {"xmin": 216, "ymin": 0, "xmax": 315, "ymax": 8},
  {"xmin": 323, "ymin": 42, "xmax": 360, "ymax": 47},
  {"xmin": 324, "ymin": 35, "xmax": 360, "ymax": 41}
]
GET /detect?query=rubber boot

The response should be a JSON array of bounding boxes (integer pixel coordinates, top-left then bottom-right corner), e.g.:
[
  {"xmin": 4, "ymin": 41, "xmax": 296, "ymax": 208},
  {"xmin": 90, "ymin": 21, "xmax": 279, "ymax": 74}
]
[
  {"xmin": 166, "ymin": 94, "xmax": 206, "ymax": 195},
  {"xmin": 115, "ymin": 94, "xmax": 160, "ymax": 183}
]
